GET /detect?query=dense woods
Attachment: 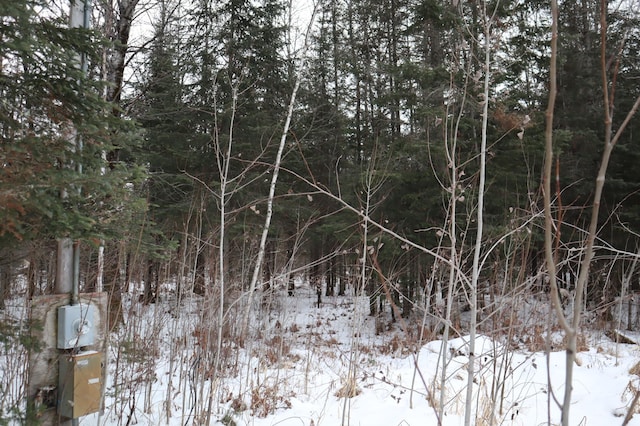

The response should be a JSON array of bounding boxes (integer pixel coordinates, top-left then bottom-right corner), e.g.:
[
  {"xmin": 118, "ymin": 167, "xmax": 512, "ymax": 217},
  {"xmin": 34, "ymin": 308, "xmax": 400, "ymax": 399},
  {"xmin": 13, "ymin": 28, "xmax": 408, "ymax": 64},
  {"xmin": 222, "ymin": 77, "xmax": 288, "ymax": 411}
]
[{"xmin": 1, "ymin": 0, "xmax": 640, "ymax": 424}]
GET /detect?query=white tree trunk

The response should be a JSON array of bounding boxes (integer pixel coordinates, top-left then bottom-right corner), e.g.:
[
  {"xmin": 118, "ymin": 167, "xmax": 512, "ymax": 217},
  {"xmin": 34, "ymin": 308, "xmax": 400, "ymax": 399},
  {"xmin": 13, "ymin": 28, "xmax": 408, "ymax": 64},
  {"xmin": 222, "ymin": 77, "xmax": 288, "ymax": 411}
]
[{"xmin": 464, "ymin": 2, "xmax": 491, "ymax": 423}]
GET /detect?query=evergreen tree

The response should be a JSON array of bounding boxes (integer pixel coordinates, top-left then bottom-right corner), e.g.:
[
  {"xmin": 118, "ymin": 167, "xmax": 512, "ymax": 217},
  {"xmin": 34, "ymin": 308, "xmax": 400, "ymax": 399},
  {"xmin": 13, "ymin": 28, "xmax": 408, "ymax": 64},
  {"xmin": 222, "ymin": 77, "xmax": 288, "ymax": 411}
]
[
  {"xmin": 131, "ymin": 2, "xmax": 189, "ymax": 302},
  {"xmin": 135, "ymin": 3, "xmax": 192, "ymax": 232},
  {"xmin": 0, "ymin": 0, "xmax": 143, "ymax": 248}
]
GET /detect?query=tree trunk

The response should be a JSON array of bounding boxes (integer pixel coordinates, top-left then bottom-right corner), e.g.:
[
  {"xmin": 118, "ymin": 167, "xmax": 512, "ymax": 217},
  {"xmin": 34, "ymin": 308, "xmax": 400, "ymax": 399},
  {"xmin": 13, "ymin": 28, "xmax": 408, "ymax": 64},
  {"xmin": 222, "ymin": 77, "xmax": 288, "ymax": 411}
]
[
  {"xmin": 312, "ymin": 245, "xmax": 323, "ymax": 308},
  {"xmin": 141, "ymin": 258, "xmax": 157, "ymax": 305},
  {"xmin": 369, "ymin": 281, "xmax": 378, "ymax": 317},
  {"xmin": 338, "ymin": 253, "xmax": 346, "ymax": 296},
  {"xmin": 104, "ymin": 241, "xmax": 126, "ymax": 330},
  {"xmin": 0, "ymin": 263, "xmax": 8, "ymax": 309},
  {"xmin": 27, "ymin": 247, "xmax": 37, "ymax": 298},
  {"xmin": 101, "ymin": 0, "xmax": 140, "ymax": 167},
  {"xmin": 326, "ymin": 254, "xmax": 335, "ymax": 296},
  {"xmin": 263, "ymin": 240, "xmax": 273, "ymax": 292},
  {"xmin": 193, "ymin": 249, "xmax": 206, "ymax": 296},
  {"xmin": 464, "ymin": 3, "xmax": 491, "ymax": 422}
]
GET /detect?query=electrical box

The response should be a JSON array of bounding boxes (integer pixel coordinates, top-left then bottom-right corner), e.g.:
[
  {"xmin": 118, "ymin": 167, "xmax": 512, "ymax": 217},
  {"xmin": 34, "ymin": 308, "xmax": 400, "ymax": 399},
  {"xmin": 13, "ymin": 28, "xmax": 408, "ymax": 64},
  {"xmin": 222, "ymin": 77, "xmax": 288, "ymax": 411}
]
[
  {"xmin": 57, "ymin": 304, "xmax": 96, "ymax": 349},
  {"xmin": 58, "ymin": 351, "xmax": 102, "ymax": 419}
]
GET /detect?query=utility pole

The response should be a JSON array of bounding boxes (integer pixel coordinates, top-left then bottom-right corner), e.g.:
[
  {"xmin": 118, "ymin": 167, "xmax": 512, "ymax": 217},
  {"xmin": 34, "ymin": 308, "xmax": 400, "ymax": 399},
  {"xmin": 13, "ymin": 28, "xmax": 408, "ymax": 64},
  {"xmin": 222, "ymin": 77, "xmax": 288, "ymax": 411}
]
[
  {"xmin": 56, "ymin": 2, "xmax": 92, "ymax": 425},
  {"xmin": 57, "ymin": 0, "xmax": 90, "ymax": 318},
  {"xmin": 57, "ymin": 0, "xmax": 90, "ymax": 300},
  {"xmin": 27, "ymin": 3, "xmax": 104, "ymax": 425}
]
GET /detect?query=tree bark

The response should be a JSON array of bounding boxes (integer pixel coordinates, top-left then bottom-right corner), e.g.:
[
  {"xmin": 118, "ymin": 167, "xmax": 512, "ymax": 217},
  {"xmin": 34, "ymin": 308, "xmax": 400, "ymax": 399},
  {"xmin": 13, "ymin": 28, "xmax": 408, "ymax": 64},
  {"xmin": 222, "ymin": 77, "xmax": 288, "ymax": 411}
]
[
  {"xmin": 100, "ymin": 0, "xmax": 139, "ymax": 169},
  {"xmin": 326, "ymin": 254, "xmax": 336, "ymax": 297},
  {"xmin": 338, "ymin": 253, "xmax": 346, "ymax": 296},
  {"xmin": 0, "ymin": 262, "xmax": 8, "ymax": 309}
]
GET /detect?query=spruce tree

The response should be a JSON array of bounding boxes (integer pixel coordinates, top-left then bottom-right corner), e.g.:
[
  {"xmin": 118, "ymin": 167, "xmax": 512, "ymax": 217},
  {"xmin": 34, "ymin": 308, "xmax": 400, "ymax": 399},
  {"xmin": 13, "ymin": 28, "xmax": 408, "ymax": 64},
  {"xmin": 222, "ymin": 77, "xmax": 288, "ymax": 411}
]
[{"xmin": 0, "ymin": 0, "xmax": 143, "ymax": 248}]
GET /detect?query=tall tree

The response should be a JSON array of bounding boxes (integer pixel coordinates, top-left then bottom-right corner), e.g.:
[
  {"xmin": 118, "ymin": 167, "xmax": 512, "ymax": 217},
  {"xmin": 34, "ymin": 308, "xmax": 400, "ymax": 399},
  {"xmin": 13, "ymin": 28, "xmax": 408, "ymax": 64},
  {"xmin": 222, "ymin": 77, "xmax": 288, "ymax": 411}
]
[
  {"xmin": 0, "ymin": 0, "xmax": 142, "ymax": 250},
  {"xmin": 133, "ymin": 0, "xmax": 187, "ymax": 303}
]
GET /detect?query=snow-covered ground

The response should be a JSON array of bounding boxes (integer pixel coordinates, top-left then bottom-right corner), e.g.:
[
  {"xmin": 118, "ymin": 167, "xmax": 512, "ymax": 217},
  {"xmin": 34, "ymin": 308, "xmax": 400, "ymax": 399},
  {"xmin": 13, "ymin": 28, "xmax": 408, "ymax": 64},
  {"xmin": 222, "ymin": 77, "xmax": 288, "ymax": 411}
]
[{"xmin": 3, "ymin": 284, "xmax": 640, "ymax": 425}]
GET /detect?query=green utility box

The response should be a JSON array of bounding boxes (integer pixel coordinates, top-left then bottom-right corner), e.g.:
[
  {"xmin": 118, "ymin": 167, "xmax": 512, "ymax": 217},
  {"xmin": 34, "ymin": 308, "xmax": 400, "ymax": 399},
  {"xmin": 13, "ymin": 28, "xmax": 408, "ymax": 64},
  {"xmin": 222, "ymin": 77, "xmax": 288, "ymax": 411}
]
[{"xmin": 58, "ymin": 351, "xmax": 102, "ymax": 419}]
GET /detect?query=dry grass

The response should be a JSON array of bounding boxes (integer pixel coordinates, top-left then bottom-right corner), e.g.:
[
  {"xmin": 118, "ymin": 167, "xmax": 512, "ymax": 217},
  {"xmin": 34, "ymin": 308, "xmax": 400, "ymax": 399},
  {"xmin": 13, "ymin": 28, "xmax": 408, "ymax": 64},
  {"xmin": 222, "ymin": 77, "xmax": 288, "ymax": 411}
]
[
  {"xmin": 378, "ymin": 334, "xmax": 411, "ymax": 356},
  {"xmin": 335, "ymin": 377, "xmax": 361, "ymax": 398},
  {"xmin": 629, "ymin": 361, "xmax": 640, "ymax": 376},
  {"xmin": 262, "ymin": 335, "xmax": 291, "ymax": 365},
  {"xmin": 622, "ymin": 377, "xmax": 640, "ymax": 416},
  {"xmin": 250, "ymin": 383, "xmax": 292, "ymax": 417}
]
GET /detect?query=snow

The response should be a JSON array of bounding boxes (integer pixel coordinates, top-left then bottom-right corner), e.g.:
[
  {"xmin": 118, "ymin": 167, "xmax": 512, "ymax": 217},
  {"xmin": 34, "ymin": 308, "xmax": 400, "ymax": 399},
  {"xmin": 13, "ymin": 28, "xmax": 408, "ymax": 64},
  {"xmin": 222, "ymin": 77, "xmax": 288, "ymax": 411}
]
[{"xmin": 4, "ymin": 284, "xmax": 640, "ymax": 425}]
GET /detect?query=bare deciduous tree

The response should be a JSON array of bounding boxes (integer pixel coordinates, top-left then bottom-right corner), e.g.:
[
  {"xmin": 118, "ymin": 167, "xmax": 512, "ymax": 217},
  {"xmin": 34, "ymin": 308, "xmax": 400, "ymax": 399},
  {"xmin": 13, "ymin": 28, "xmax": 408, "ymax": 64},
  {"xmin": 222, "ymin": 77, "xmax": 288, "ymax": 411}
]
[{"xmin": 544, "ymin": 1, "xmax": 640, "ymax": 424}]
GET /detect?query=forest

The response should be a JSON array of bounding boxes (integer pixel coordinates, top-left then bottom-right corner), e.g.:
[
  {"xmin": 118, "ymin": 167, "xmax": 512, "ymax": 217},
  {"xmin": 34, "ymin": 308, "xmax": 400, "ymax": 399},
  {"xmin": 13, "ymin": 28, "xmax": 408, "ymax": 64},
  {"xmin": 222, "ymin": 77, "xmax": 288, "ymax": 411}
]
[{"xmin": 1, "ymin": 0, "xmax": 640, "ymax": 424}]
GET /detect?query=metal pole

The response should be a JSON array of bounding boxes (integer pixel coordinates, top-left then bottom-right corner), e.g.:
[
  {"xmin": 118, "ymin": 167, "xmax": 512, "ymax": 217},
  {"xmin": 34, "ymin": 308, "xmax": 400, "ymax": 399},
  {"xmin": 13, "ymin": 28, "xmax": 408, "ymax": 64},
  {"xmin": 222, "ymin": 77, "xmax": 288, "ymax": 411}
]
[
  {"xmin": 60, "ymin": 0, "xmax": 89, "ymax": 298},
  {"xmin": 58, "ymin": 2, "xmax": 91, "ymax": 425}
]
